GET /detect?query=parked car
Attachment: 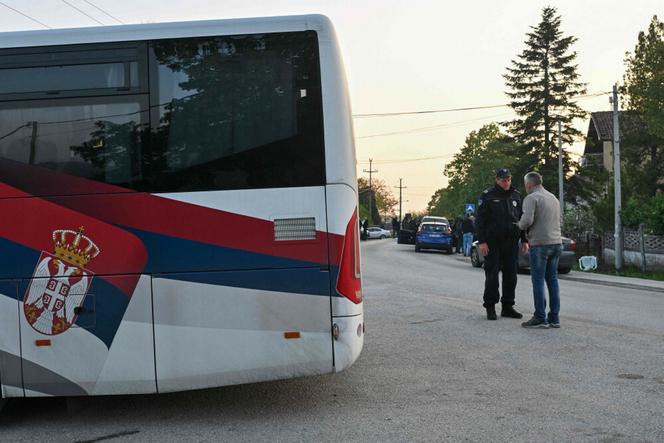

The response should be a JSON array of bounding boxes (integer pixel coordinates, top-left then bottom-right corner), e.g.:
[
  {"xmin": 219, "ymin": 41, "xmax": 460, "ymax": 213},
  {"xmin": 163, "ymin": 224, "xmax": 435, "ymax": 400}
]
[
  {"xmin": 367, "ymin": 226, "xmax": 392, "ymax": 239},
  {"xmin": 415, "ymin": 222, "xmax": 454, "ymax": 253},
  {"xmin": 421, "ymin": 215, "xmax": 449, "ymax": 226},
  {"xmin": 470, "ymin": 237, "xmax": 576, "ymax": 273}
]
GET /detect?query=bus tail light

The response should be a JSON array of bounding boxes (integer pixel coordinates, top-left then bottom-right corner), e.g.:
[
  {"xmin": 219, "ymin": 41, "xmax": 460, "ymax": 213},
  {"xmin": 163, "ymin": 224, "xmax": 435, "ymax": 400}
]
[{"xmin": 336, "ymin": 209, "xmax": 362, "ymax": 304}]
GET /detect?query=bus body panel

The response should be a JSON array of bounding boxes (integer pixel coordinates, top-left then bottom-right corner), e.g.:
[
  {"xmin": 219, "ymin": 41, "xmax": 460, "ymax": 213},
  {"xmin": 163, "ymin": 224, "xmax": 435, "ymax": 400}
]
[
  {"xmin": 91, "ymin": 275, "xmax": 156, "ymax": 395},
  {"xmin": 152, "ymin": 274, "xmax": 333, "ymax": 393},
  {"xmin": 333, "ymin": 314, "xmax": 364, "ymax": 372},
  {"xmin": 317, "ymin": 20, "xmax": 357, "ymax": 188},
  {"xmin": 0, "ymin": 283, "xmax": 22, "ymax": 398},
  {"xmin": 43, "ymin": 188, "xmax": 330, "ymax": 274},
  {"xmin": 18, "ymin": 274, "xmax": 154, "ymax": 397}
]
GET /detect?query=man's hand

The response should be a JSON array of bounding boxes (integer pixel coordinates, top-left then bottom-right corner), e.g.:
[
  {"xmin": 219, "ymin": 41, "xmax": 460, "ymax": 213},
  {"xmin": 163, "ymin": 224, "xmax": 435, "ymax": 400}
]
[
  {"xmin": 521, "ymin": 242, "xmax": 530, "ymax": 254},
  {"xmin": 479, "ymin": 242, "xmax": 489, "ymax": 256}
]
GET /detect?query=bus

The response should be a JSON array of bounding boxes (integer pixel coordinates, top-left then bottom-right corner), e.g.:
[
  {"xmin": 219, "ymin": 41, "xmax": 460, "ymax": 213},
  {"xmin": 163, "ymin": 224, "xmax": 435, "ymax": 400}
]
[{"xmin": 0, "ymin": 14, "xmax": 363, "ymax": 400}]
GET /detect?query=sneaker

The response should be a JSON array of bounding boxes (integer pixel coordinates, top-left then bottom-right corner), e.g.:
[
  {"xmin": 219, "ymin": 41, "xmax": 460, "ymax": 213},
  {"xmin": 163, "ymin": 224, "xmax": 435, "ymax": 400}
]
[
  {"xmin": 486, "ymin": 305, "xmax": 497, "ymax": 321},
  {"xmin": 501, "ymin": 306, "xmax": 523, "ymax": 319},
  {"xmin": 549, "ymin": 321, "xmax": 560, "ymax": 328},
  {"xmin": 521, "ymin": 317, "xmax": 549, "ymax": 329}
]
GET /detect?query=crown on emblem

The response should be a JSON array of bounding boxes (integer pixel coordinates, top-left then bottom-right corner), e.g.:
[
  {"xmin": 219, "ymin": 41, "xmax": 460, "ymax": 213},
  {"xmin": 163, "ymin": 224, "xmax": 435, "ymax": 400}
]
[{"xmin": 52, "ymin": 226, "xmax": 100, "ymax": 267}]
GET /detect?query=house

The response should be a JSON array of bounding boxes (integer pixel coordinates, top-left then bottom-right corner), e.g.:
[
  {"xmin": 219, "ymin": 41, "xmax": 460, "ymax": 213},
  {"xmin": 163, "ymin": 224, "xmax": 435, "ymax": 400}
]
[{"xmin": 582, "ymin": 111, "xmax": 643, "ymax": 171}]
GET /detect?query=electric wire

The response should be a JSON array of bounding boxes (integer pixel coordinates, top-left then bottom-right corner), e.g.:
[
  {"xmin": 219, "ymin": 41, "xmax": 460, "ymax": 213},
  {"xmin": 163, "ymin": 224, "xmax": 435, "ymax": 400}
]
[
  {"xmin": 0, "ymin": 2, "xmax": 51, "ymax": 28},
  {"xmin": 355, "ymin": 92, "xmax": 611, "ymax": 140},
  {"xmin": 358, "ymin": 154, "xmax": 455, "ymax": 164},
  {"xmin": 60, "ymin": 0, "xmax": 105, "ymax": 25},
  {"xmin": 356, "ymin": 113, "xmax": 511, "ymax": 140},
  {"xmin": 82, "ymin": 0, "xmax": 124, "ymax": 24},
  {"xmin": 352, "ymin": 91, "xmax": 611, "ymax": 119}
]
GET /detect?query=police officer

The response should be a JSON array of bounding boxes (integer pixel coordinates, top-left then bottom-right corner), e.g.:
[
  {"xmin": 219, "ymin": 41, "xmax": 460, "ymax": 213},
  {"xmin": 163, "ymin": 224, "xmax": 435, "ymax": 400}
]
[{"xmin": 475, "ymin": 168, "xmax": 527, "ymax": 320}]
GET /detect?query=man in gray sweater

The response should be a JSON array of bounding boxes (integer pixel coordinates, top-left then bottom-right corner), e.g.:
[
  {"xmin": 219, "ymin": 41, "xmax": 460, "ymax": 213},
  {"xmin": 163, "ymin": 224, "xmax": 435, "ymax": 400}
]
[{"xmin": 516, "ymin": 172, "xmax": 562, "ymax": 329}]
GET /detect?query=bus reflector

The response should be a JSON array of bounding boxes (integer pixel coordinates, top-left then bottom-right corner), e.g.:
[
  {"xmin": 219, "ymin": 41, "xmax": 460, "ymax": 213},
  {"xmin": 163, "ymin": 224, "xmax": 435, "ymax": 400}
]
[
  {"xmin": 336, "ymin": 209, "xmax": 362, "ymax": 304},
  {"xmin": 35, "ymin": 339, "xmax": 51, "ymax": 347},
  {"xmin": 284, "ymin": 331, "xmax": 301, "ymax": 339}
]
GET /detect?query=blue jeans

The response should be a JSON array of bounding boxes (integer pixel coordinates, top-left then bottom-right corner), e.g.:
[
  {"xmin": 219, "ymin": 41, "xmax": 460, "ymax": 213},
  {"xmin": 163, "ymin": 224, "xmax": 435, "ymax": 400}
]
[
  {"xmin": 463, "ymin": 233, "xmax": 473, "ymax": 256},
  {"xmin": 528, "ymin": 244, "xmax": 562, "ymax": 323}
]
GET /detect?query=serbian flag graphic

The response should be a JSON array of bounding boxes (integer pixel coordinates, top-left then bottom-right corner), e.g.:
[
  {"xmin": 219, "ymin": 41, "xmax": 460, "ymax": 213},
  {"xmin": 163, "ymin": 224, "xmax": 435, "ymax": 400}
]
[{"xmin": 0, "ymin": 182, "xmax": 148, "ymax": 348}]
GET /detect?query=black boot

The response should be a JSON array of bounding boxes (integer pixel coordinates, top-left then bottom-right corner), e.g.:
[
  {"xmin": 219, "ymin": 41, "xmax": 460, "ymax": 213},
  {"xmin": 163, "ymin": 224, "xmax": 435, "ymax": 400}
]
[
  {"xmin": 486, "ymin": 305, "xmax": 497, "ymax": 320},
  {"xmin": 501, "ymin": 305, "xmax": 523, "ymax": 319}
]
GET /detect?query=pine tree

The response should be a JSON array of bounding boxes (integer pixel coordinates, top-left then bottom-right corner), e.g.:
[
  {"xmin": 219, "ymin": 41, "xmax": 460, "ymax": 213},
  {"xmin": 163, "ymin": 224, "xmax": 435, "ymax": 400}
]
[{"xmin": 503, "ymin": 6, "xmax": 587, "ymax": 200}]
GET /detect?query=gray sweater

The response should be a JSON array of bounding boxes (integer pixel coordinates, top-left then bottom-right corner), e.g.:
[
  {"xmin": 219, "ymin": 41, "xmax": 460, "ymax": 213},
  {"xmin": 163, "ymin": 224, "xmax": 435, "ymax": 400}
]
[{"xmin": 517, "ymin": 186, "xmax": 562, "ymax": 246}]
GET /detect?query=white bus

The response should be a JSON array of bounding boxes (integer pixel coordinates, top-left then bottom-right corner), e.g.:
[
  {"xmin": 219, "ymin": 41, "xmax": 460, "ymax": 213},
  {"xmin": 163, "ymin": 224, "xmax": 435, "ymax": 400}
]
[{"xmin": 0, "ymin": 14, "xmax": 363, "ymax": 400}]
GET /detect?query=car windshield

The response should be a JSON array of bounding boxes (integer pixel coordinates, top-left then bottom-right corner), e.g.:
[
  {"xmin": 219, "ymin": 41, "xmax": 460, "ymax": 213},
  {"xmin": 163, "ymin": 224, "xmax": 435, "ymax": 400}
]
[
  {"xmin": 422, "ymin": 216, "xmax": 448, "ymax": 224},
  {"xmin": 421, "ymin": 224, "xmax": 446, "ymax": 232}
]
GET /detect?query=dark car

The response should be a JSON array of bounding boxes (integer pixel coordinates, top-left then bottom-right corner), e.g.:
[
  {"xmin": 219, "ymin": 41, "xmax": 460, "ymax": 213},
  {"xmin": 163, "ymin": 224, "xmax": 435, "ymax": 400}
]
[
  {"xmin": 415, "ymin": 222, "xmax": 454, "ymax": 253},
  {"xmin": 470, "ymin": 237, "xmax": 576, "ymax": 273}
]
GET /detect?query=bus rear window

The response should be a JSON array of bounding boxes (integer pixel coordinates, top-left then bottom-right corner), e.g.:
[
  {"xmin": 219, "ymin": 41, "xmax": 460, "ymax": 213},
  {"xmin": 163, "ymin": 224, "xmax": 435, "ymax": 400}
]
[{"xmin": 147, "ymin": 31, "xmax": 325, "ymax": 192}]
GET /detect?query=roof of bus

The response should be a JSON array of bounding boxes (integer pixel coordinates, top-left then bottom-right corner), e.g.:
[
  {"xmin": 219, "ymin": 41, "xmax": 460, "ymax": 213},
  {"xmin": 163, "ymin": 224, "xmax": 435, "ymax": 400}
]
[{"xmin": 0, "ymin": 14, "xmax": 334, "ymax": 49}]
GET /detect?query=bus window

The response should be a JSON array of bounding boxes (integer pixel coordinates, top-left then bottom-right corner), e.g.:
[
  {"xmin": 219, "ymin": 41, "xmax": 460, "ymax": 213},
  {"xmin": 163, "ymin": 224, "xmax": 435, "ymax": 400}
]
[
  {"xmin": 147, "ymin": 31, "xmax": 325, "ymax": 193},
  {"xmin": 0, "ymin": 98, "xmax": 147, "ymax": 191}
]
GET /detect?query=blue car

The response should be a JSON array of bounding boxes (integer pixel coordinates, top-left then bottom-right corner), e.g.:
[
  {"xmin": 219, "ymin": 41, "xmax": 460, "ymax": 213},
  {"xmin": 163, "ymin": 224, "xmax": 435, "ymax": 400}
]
[{"xmin": 415, "ymin": 222, "xmax": 454, "ymax": 253}]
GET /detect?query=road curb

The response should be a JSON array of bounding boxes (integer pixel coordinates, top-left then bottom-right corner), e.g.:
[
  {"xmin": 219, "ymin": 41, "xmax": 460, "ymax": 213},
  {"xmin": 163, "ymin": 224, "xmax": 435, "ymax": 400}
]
[{"xmin": 559, "ymin": 276, "xmax": 664, "ymax": 293}]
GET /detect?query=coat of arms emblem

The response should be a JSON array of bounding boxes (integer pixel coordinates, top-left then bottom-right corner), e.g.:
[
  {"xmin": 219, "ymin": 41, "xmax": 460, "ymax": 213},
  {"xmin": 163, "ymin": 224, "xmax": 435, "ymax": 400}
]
[{"xmin": 23, "ymin": 227, "xmax": 101, "ymax": 335}]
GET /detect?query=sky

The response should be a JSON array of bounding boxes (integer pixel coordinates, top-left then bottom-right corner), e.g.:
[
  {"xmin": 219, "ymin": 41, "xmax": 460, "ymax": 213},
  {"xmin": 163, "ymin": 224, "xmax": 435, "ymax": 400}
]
[{"xmin": 0, "ymin": 0, "xmax": 661, "ymax": 213}]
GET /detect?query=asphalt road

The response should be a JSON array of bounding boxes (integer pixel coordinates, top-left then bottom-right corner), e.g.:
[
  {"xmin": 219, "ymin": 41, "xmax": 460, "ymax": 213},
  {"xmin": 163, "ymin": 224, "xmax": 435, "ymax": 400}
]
[{"xmin": 1, "ymin": 239, "xmax": 663, "ymax": 442}]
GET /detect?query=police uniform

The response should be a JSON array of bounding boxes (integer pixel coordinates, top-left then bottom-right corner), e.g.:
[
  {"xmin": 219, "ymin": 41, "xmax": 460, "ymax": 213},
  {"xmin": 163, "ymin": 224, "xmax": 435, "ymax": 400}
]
[{"xmin": 475, "ymin": 182, "xmax": 527, "ymax": 311}]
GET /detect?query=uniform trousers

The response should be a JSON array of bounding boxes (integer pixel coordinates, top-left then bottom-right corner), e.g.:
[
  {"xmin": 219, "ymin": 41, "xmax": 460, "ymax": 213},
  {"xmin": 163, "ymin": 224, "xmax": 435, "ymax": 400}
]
[{"xmin": 482, "ymin": 238, "xmax": 519, "ymax": 307}]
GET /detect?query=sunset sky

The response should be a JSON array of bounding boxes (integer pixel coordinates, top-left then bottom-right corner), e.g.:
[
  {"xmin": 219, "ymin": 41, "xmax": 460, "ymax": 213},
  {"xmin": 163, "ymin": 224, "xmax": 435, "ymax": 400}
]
[{"xmin": 1, "ymin": 0, "xmax": 661, "ymax": 212}]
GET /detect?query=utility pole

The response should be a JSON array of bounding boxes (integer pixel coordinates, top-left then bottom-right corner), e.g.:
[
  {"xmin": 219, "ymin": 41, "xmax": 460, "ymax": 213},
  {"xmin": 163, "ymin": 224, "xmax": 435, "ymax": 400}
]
[
  {"xmin": 363, "ymin": 158, "xmax": 378, "ymax": 224},
  {"xmin": 611, "ymin": 84, "xmax": 623, "ymax": 270},
  {"xmin": 558, "ymin": 120, "xmax": 564, "ymax": 220},
  {"xmin": 395, "ymin": 178, "xmax": 407, "ymax": 224}
]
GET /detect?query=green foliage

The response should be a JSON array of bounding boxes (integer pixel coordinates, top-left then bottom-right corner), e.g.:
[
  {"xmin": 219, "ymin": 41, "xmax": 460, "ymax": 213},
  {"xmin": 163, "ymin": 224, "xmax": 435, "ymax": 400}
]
[
  {"xmin": 623, "ymin": 15, "xmax": 664, "ymax": 140},
  {"xmin": 591, "ymin": 193, "xmax": 614, "ymax": 233},
  {"xmin": 503, "ymin": 6, "xmax": 587, "ymax": 203},
  {"xmin": 621, "ymin": 15, "xmax": 664, "ymax": 196},
  {"xmin": 358, "ymin": 177, "xmax": 397, "ymax": 224},
  {"xmin": 648, "ymin": 193, "xmax": 664, "ymax": 234},
  {"xmin": 428, "ymin": 124, "xmax": 522, "ymax": 217},
  {"xmin": 562, "ymin": 205, "xmax": 596, "ymax": 239},
  {"xmin": 621, "ymin": 199, "xmax": 646, "ymax": 230}
]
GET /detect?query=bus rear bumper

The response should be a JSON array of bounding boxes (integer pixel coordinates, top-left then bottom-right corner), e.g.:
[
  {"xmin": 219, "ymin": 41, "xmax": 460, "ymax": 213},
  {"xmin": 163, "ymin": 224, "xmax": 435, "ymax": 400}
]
[{"xmin": 332, "ymin": 313, "xmax": 364, "ymax": 372}]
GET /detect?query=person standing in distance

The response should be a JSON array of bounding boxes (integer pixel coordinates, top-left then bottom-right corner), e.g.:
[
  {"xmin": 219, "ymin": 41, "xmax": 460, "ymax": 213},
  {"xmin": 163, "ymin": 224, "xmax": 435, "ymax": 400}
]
[
  {"xmin": 461, "ymin": 211, "xmax": 475, "ymax": 256},
  {"xmin": 475, "ymin": 168, "xmax": 527, "ymax": 320},
  {"xmin": 517, "ymin": 171, "xmax": 563, "ymax": 329}
]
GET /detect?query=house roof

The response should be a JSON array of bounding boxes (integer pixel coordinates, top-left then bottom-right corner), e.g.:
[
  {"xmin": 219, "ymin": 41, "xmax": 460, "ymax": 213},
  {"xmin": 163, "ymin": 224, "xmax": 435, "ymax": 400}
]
[{"xmin": 583, "ymin": 111, "xmax": 644, "ymax": 155}]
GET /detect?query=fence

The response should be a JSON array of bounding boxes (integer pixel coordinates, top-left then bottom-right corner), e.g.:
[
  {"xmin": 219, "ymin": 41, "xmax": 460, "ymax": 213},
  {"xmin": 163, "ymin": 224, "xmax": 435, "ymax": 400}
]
[{"xmin": 603, "ymin": 228, "xmax": 664, "ymax": 270}]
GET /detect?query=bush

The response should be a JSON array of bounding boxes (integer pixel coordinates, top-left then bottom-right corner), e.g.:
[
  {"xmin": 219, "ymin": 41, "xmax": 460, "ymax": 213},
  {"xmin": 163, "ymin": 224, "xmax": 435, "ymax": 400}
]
[
  {"xmin": 591, "ymin": 196, "xmax": 614, "ymax": 233},
  {"xmin": 563, "ymin": 206, "xmax": 596, "ymax": 239},
  {"xmin": 648, "ymin": 193, "xmax": 664, "ymax": 234},
  {"xmin": 621, "ymin": 198, "xmax": 647, "ymax": 230}
]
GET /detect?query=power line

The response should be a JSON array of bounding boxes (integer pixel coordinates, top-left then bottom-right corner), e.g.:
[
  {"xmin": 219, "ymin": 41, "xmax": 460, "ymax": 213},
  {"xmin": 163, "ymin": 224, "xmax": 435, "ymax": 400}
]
[
  {"xmin": 0, "ymin": 2, "xmax": 51, "ymax": 28},
  {"xmin": 352, "ymin": 91, "xmax": 611, "ymax": 119},
  {"xmin": 354, "ymin": 103, "xmax": 507, "ymax": 119},
  {"xmin": 354, "ymin": 92, "xmax": 611, "ymax": 140},
  {"xmin": 82, "ymin": 0, "xmax": 124, "ymax": 24},
  {"xmin": 60, "ymin": 0, "xmax": 105, "ymax": 25},
  {"xmin": 356, "ymin": 113, "xmax": 511, "ymax": 140},
  {"xmin": 358, "ymin": 154, "xmax": 454, "ymax": 165}
]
